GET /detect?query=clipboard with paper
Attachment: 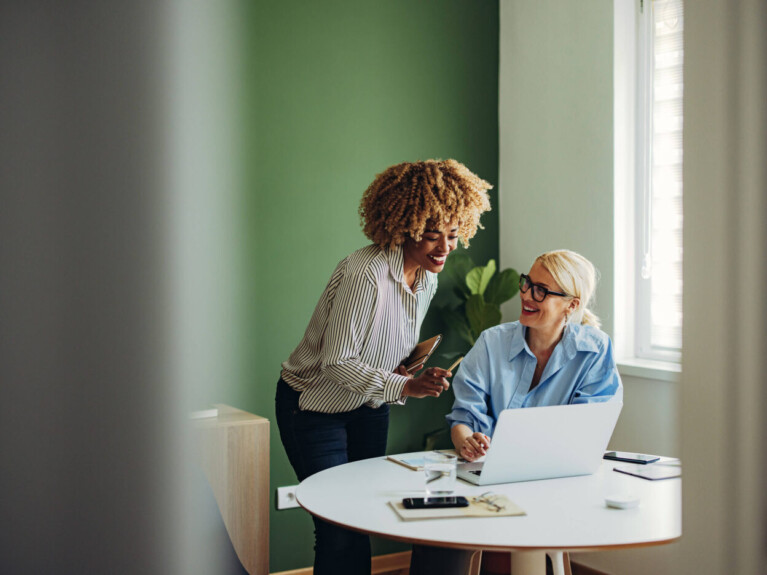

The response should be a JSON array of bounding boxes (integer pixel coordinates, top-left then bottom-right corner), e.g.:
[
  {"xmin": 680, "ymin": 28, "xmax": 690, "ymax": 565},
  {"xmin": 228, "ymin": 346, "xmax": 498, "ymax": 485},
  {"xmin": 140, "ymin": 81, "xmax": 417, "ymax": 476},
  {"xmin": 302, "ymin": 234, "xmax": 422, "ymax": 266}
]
[
  {"xmin": 388, "ymin": 494, "xmax": 526, "ymax": 521},
  {"xmin": 403, "ymin": 335, "xmax": 442, "ymax": 373}
]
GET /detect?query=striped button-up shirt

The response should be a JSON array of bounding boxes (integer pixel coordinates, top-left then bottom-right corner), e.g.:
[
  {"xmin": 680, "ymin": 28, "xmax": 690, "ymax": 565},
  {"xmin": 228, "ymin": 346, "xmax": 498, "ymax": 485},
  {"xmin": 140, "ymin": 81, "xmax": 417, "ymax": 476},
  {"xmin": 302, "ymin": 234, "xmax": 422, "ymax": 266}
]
[{"xmin": 281, "ymin": 243, "xmax": 438, "ymax": 413}]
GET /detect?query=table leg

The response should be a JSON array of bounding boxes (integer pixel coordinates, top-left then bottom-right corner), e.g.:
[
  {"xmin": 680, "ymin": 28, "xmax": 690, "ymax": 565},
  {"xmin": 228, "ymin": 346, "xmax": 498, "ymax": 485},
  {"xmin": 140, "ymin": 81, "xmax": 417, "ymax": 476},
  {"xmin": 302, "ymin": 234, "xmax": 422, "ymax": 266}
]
[
  {"xmin": 547, "ymin": 551, "xmax": 568, "ymax": 575},
  {"xmin": 509, "ymin": 551, "xmax": 547, "ymax": 575}
]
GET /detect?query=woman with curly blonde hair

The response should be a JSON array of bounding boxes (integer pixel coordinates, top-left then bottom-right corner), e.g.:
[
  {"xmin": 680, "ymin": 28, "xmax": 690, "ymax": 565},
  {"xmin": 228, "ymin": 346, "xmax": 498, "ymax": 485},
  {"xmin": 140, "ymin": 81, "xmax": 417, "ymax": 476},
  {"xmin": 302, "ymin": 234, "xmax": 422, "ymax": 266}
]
[{"xmin": 276, "ymin": 159, "xmax": 491, "ymax": 575}]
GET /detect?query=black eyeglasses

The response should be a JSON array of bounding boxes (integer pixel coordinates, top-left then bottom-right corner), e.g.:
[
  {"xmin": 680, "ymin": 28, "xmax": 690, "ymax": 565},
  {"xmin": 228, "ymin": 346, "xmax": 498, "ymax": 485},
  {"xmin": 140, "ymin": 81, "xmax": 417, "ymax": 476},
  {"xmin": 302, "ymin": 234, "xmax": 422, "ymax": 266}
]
[{"xmin": 519, "ymin": 273, "xmax": 569, "ymax": 302}]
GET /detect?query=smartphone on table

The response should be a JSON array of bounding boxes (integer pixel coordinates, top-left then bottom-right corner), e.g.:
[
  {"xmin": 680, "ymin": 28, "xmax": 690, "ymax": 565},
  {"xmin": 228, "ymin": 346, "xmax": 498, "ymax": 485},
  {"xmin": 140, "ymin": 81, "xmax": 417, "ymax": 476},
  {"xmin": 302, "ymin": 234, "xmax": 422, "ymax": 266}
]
[
  {"xmin": 603, "ymin": 451, "xmax": 660, "ymax": 464},
  {"xmin": 402, "ymin": 496, "xmax": 469, "ymax": 509}
]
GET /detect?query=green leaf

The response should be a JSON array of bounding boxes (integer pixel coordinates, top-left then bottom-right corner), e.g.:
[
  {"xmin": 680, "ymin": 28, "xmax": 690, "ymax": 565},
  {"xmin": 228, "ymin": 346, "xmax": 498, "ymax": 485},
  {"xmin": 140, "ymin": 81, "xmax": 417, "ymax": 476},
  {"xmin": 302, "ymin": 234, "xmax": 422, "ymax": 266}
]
[
  {"xmin": 465, "ymin": 259, "xmax": 496, "ymax": 296},
  {"xmin": 484, "ymin": 268, "xmax": 520, "ymax": 306},
  {"xmin": 441, "ymin": 306, "xmax": 475, "ymax": 346},
  {"xmin": 465, "ymin": 294, "xmax": 502, "ymax": 339},
  {"xmin": 445, "ymin": 252, "xmax": 475, "ymax": 298},
  {"xmin": 452, "ymin": 286, "xmax": 469, "ymax": 302},
  {"xmin": 445, "ymin": 252, "xmax": 475, "ymax": 285}
]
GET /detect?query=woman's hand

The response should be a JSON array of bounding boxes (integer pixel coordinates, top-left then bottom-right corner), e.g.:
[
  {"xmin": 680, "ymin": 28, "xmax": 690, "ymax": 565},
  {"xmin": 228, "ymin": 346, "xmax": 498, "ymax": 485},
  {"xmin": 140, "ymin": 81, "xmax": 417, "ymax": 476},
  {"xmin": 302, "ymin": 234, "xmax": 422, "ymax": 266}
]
[
  {"xmin": 401, "ymin": 367, "xmax": 452, "ymax": 398},
  {"xmin": 395, "ymin": 364, "xmax": 414, "ymax": 378},
  {"xmin": 458, "ymin": 432, "xmax": 491, "ymax": 462}
]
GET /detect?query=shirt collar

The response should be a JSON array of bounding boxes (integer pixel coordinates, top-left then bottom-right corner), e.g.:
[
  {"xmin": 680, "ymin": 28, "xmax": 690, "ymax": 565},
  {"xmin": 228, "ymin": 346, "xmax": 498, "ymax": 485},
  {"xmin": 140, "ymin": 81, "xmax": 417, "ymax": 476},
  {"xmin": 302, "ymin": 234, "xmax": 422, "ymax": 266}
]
[
  {"xmin": 385, "ymin": 244, "xmax": 405, "ymax": 284},
  {"xmin": 386, "ymin": 244, "xmax": 426, "ymax": 293},
  {"xmin": 565, "ymin": 323, "xmax": 601, "ymax": 353},
  {"xmin": 508, "ymin": 324, "xmax": 530, "ymax": 361},
  {"xmin": 507, "ymin": 322, "xmax": 600, "ymax": 362}
]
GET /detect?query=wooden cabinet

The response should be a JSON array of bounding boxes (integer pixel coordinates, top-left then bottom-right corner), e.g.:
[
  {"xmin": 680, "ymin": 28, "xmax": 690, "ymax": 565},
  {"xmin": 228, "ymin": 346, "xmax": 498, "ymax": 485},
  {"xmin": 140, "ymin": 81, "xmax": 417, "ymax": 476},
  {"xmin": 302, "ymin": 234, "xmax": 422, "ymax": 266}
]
[{"xmin": 194, "ymin": 405, "xmax": 269, "ymax": 575}]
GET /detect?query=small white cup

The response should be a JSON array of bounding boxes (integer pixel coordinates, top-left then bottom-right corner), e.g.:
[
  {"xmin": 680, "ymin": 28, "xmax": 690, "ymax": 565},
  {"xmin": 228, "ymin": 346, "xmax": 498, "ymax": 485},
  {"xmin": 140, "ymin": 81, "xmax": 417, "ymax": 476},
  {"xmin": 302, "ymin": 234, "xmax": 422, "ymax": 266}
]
[{"xmin": 423, "ymin": 451, "xmax": 457, "ymax": 495}]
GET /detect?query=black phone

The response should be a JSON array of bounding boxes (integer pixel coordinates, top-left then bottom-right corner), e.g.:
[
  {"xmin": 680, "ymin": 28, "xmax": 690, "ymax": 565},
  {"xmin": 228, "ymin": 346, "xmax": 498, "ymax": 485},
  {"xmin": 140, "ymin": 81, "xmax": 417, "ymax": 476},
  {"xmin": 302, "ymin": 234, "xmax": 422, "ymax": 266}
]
[
  {"xmin": 402, "ymin": 496, "xmax": 469, "ymax": 509},
  {"xmin": 604, "ymin": 451, "xmax": 660, "ymax": 465}
]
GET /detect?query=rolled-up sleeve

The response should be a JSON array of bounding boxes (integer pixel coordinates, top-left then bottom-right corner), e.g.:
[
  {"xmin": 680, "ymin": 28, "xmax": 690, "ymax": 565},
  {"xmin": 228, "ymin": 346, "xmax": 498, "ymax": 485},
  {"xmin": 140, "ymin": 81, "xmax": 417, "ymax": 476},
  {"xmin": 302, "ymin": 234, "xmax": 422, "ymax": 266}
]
[
  {"xmin": 446, "ymin": 332, "xmax": 495, "ymax": 436},
  {"xmin": 572, "ymin": 338, "xmax": 623, "ymax": 404}
]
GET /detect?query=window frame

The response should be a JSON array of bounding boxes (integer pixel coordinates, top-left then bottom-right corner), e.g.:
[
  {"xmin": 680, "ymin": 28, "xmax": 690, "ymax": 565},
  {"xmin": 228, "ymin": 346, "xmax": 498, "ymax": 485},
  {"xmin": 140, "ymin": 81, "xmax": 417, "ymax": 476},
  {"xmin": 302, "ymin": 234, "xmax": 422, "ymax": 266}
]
[{"xmin": 614, "ymin": 0, "xmax": 683, "ymax": 368}]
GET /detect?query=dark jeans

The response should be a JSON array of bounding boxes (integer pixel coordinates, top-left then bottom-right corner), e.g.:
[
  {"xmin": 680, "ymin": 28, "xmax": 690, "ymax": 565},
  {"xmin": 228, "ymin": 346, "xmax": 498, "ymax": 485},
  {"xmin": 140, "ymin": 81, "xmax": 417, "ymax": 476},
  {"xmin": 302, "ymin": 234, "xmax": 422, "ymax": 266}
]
[
  {"xmin": 275, "ymin": 378, "xmax": 390, "ymax": 575},
  {"xmin": 409, "ymin": 545, "xmax": 477, "ymax": 575}
]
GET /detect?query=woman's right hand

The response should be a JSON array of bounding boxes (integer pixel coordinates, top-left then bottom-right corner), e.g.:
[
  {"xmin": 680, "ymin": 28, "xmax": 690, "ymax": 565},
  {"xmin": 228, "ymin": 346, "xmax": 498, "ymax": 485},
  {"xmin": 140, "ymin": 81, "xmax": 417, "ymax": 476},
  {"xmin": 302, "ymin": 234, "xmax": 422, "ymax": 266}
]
[
  {"xmin": 401, "ymin": 367, "xmax": 452, "ymax": 398},
  {"xmin": 458, "ymin": 432, "xmax": 491, "ymax": 462}
]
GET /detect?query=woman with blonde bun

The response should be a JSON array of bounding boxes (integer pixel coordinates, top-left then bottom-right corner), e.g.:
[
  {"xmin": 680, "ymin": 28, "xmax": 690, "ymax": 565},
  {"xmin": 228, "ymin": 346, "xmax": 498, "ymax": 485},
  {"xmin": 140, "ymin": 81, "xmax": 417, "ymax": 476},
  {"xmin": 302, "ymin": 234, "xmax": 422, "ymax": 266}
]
[
  {"xmin": 410, "ymin": 250, "xmax": 622, "ymax": 575},
  {"xmin": 448, "ymin": 249, "xmax": 622, "ymax": 461}
]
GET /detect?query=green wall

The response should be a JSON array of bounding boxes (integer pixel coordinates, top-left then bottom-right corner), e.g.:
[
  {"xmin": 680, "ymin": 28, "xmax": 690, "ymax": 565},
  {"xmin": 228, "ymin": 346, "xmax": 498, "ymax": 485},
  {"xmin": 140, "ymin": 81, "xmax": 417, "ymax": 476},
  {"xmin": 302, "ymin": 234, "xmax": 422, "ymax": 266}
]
[{"xmin": 240, "ymin": 1, "xmax": 499, "ymax": 571}]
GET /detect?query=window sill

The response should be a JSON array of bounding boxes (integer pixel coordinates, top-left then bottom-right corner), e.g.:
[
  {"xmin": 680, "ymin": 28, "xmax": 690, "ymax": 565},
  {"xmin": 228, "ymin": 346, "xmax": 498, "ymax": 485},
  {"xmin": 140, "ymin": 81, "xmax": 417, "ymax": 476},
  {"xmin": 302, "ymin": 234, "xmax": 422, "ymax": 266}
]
[{"xmin": 617, "ymin": 358, "xmax": 681, "ymax": 383}]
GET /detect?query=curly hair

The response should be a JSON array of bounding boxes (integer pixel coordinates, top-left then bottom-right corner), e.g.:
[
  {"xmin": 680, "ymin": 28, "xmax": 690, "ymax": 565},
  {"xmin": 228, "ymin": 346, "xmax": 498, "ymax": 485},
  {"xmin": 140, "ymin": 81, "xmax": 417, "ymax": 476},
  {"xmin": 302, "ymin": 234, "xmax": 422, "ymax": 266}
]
[{"xmin": 359, "ymin": 159, "xmax": 492, "ymax": 249}]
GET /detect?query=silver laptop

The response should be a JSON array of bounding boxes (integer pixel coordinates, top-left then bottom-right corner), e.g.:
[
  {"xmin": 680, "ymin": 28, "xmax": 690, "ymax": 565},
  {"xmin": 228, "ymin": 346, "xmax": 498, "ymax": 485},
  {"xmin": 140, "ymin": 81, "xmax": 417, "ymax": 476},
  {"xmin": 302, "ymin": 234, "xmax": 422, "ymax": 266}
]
[{"xmin": 457, "ymin": 402, "xmax": 622, "ymax": 485}]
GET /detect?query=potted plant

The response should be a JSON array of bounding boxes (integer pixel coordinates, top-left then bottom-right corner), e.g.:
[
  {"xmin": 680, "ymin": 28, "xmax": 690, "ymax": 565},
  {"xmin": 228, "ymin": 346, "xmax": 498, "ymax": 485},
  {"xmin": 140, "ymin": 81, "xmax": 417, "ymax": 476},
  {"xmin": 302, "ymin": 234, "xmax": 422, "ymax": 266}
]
[
  {"xmin": 436, "ymin": 252, "xmax": 520, "ymax": 363},
  {"xmin": 420, "ymin": 253, "xmax": 519, "ymax": 450}
]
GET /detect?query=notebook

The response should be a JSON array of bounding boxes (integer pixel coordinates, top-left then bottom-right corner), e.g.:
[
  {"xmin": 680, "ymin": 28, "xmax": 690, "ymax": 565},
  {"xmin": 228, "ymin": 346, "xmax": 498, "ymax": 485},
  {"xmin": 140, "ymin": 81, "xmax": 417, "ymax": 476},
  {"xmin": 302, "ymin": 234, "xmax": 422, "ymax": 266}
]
[
  {"xmin": 613, "ymin": 463, "xmax": 681, "ymax": 481},
  {"xmin": 403, "ymin": 335, "xmax": 442, "ymax": 373},
  {"xmin": 457, "ymin": 402, "xmax": 623, "ymax": 486},
  {"xmin": 386, "ymin": 449, "xmax": 457, "ymax": 471}
]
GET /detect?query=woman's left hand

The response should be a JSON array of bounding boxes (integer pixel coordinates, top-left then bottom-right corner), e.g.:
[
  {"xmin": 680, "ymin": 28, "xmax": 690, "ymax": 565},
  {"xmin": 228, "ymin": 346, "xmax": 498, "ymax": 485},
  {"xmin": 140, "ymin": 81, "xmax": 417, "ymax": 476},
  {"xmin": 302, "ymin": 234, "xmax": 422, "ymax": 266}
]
[
  {"xmin": 395, "ymin": 365, "xmax": 414, "ymax": 378},
  {"xmin": 401, "ymin": 367, "xmax": 452, "ymax": 398}
]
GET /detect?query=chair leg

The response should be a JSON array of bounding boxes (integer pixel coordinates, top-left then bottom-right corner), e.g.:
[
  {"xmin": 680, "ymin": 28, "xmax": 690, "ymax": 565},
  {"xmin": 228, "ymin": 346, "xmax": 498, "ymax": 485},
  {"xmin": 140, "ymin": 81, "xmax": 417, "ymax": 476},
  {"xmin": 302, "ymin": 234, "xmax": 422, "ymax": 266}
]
[{"xmin": 467, "ymin": 550, "xmax": 483, "ymax": 575}]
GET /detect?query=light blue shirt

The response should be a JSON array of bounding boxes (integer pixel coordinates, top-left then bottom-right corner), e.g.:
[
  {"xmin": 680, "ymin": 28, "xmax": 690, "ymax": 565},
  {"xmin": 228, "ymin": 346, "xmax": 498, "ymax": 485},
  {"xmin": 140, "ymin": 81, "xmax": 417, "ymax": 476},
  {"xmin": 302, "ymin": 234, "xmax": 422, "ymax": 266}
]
[{"xmin": 446, "ymin": 321, "xmax": 623, "ymax": 437}]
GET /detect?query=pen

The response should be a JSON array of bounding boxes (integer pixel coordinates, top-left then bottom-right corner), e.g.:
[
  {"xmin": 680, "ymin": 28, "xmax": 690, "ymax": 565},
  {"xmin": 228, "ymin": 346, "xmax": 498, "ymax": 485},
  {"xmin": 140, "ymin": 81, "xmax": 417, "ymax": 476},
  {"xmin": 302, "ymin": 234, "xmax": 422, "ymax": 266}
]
[{"xmin": 446, "ymin": 356, "xmax": 464, "ymax": 373}]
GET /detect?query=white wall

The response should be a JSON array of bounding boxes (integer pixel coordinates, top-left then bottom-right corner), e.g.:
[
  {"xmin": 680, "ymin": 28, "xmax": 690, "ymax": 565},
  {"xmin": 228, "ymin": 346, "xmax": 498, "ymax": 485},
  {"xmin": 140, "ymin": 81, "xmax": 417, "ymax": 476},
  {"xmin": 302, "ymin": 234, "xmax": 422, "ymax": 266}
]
[
  {"xmin": 499, "ymin": 0, "xmax": 614, "ymax": 333},
  {"xmin": 499, "ymin": 2, "xmax": 681, "ymax": 572}
]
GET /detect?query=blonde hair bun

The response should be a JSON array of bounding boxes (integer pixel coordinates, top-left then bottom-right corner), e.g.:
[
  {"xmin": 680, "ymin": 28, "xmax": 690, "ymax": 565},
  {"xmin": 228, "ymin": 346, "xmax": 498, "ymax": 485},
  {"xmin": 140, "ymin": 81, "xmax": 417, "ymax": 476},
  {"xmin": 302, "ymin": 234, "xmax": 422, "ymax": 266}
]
[{"xmin": 535, "ymin": 250, "xmax": 601, "ymax": 328}]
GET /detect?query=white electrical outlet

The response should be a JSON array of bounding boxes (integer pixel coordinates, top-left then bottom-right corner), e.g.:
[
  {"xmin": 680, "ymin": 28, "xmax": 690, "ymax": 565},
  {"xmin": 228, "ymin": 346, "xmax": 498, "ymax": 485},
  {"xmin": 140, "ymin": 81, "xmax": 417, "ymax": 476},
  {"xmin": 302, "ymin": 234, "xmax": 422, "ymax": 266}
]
[{"xmin": 276, "ymin": 485, "xmax": 300, "ymax": 510}]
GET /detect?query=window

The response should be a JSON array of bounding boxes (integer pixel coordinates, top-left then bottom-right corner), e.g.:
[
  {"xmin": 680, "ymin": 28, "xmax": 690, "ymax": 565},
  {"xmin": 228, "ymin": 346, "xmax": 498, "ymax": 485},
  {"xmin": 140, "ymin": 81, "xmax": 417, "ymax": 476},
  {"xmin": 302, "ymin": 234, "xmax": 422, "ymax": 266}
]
[{"xmin": 615, "ymin": 0, "xmax": 684, "ymax": 365}]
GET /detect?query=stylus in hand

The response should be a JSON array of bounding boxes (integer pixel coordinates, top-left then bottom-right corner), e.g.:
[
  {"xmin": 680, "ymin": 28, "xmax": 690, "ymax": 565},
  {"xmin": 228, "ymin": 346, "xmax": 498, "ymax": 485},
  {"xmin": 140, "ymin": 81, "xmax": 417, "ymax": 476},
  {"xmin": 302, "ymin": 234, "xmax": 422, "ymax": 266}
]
[{"xmin": 446, "ymin": 356, "xmax": 463, "ymax": 373}]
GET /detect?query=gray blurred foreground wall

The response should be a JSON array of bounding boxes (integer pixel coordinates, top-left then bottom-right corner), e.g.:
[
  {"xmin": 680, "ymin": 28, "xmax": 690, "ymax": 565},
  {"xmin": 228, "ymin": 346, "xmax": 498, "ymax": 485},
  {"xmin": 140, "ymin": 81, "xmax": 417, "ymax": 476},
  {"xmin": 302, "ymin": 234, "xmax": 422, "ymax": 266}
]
[{"xmin": 0, "ymin": 2, "xmax": 238, "ymax": 573}]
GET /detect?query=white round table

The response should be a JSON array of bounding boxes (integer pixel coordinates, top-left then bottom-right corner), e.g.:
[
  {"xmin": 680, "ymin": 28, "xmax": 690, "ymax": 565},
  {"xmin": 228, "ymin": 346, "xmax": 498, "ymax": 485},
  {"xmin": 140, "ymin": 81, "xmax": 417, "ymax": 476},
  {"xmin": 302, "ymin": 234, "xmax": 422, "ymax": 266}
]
[{"xmin": 296, "ymin": 457, "xmax": 681, "ymax": 575}]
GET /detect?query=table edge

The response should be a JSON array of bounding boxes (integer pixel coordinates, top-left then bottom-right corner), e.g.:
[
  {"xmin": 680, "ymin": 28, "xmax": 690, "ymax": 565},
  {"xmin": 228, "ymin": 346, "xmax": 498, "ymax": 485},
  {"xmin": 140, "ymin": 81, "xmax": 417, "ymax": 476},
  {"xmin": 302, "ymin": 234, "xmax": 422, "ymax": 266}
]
[{"xmin": 297, "ymin": 501, "xmax": 681, "ymax": 552}]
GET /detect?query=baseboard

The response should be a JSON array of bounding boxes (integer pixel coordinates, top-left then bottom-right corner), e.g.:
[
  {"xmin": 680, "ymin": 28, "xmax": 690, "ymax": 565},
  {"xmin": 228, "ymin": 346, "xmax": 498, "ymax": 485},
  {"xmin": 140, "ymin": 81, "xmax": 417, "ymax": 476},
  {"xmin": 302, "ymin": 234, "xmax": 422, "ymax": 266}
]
[
  {"xmin": 571, "ymin": 560, "xmax": 611, "ymax": 575},
  {"xmin": 270, "ymin": 551, "xmax": 411, "ymax": 575},
  {"xmin": 371, "ymin": 551, "xmax": 412, "ymax": 572}
]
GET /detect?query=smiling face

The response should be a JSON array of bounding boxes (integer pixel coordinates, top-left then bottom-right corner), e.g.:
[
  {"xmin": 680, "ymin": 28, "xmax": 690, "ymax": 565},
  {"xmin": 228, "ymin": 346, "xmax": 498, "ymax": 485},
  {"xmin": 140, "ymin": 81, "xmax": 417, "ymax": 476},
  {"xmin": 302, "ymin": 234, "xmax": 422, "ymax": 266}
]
[
  {"xmin": 519, "ymin": 261, "xmax": 578, "ymax": 334},
  {"xmin": 402, "ymin": 222, "xmax": 459, "ymax": 274}
]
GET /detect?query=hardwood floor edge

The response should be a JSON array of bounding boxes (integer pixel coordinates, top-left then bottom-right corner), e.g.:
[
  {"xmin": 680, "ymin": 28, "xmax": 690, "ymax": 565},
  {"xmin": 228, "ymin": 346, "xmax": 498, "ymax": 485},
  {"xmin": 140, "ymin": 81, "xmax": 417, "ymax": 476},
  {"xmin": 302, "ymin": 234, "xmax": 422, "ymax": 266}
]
[
  {"xmin": 269, "ymin": 551, "xmax": 612, "ymax": 575},
  {"xmin": 270, "ymin": 550, "xmax": 412, "ymax": 575},
  {"xmin": 571, "ymin": 559, "xmax": 612, "ymax": 575}
]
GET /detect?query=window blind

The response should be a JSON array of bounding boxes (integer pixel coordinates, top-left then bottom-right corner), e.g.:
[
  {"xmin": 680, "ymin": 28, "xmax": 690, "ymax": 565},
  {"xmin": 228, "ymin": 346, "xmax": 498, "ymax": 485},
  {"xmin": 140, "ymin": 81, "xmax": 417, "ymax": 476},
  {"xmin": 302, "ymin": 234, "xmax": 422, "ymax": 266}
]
[
  {"xmin": 645, "ymin": 0, "xmax": 684, "ymax": 356},
  {"xmin": 635, "ymin": 0, "xmax": 684, "ymax": 361}
]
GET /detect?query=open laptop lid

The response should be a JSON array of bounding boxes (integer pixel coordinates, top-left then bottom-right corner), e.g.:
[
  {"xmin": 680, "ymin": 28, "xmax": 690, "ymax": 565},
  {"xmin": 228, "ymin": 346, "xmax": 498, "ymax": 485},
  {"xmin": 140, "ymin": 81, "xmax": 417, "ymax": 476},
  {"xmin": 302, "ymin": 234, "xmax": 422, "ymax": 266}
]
[{"xmin": 459, "ymin": 401, "xmax": 622, "ymax": 485}]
